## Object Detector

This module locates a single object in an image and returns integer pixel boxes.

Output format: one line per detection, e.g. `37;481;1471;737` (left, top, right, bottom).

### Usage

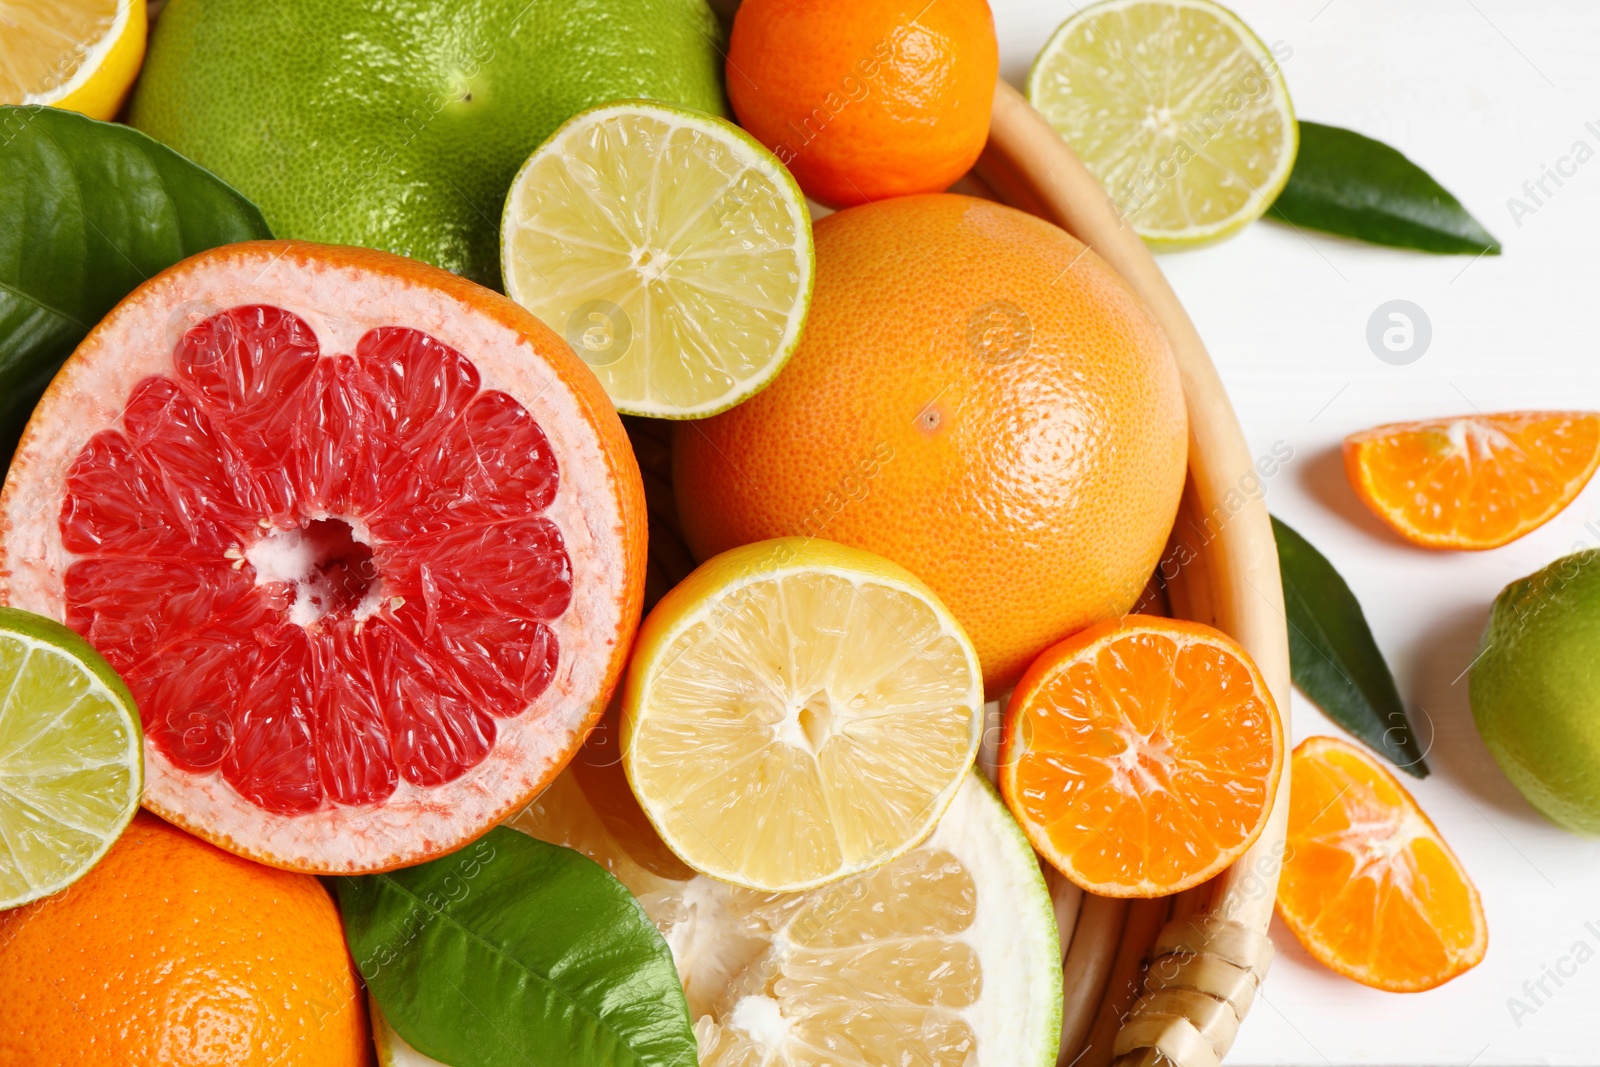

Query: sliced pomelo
621;537;984;892
1027;0;1297;248
373;753;1062;1066
0;605;141;908
501;100;813;418
0;241;646;873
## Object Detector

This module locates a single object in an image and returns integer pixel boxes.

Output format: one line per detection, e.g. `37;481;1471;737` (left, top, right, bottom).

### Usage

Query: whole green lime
1471;549;1600;834
129;0;728;288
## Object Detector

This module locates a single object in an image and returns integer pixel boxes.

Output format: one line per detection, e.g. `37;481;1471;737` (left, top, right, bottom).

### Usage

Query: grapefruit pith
0;241;646;873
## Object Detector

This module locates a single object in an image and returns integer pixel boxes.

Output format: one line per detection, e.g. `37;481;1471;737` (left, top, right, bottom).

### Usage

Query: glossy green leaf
1273;515;1429;777
1269;121;1499;256
336;827;696;1067
0;105;272;459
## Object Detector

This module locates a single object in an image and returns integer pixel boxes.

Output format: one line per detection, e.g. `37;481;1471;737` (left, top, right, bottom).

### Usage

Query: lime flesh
502;101;813;418
0;607;142;907
1027;0;1297;248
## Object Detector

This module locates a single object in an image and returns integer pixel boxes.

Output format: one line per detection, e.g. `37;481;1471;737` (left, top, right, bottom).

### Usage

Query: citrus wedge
0;0;147;120
1278;736;1488;992
999;615;1283;897
1345;411;1600;550
502;101;813;418
373;756;1062;1067
0;606;141;908
621;537;983;892
1027;0;1296;248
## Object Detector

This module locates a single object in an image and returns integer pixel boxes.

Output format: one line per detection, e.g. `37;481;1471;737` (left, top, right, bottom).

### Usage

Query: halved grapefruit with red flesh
0;241;647;873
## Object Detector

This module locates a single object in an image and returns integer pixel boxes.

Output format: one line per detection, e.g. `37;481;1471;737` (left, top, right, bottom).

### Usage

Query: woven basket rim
972;80;1294;1067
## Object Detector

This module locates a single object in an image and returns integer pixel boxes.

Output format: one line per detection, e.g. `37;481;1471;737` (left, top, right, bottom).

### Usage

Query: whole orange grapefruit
673;194;1187;691
0;812;369;1066
726;0;998;207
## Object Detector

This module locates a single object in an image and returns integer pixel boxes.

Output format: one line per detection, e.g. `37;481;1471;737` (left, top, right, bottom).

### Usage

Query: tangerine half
999;615;1283;897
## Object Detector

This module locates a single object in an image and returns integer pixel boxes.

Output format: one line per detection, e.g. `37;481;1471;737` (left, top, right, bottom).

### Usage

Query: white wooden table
990;1;1600;1063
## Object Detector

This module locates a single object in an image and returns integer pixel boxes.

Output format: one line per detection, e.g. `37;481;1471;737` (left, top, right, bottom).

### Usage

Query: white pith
0;246;635;873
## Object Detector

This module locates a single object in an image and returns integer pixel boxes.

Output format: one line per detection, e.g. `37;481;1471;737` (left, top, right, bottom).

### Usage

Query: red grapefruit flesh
0;242;646;873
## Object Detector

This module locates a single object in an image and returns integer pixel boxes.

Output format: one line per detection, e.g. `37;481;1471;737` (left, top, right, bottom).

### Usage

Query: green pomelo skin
1471;549;1600;835
130;0;729;288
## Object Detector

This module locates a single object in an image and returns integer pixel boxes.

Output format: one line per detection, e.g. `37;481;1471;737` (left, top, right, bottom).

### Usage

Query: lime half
1027;0;1297;249
0;607;142;908
502;101;814;418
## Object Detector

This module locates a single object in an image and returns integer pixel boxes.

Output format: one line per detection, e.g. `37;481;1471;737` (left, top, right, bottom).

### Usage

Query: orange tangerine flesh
998;615;1282;898
1278;736;1487;993
1345;411;1600;550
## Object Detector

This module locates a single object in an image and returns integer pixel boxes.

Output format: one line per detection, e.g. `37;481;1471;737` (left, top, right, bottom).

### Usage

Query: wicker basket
966;82;1296;1067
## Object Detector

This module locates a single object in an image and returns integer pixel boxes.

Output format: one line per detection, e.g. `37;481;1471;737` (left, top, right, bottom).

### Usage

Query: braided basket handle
974;81;1294;1067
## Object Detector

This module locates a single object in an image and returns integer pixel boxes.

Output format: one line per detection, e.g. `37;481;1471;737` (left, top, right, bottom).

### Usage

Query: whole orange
726;0;999;207
0;812;370;1066
673;194;1187;691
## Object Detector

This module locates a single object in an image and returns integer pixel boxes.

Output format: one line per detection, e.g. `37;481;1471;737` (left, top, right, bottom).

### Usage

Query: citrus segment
374;761;1062;1067
1278;736;1488;992
0;606;141;908
1344;411;1600;550
1027;0;1296;248
502;101;813;417
0;241;646;873
999;615;1283;897
0;0;147;120
0;811;368;1066
621;537;983;892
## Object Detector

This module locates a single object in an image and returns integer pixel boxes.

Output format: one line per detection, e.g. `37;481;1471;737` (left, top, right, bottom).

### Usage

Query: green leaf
335;827;696;1067
1272;515;1429;778
0;106;272;460
1268;120;1500;256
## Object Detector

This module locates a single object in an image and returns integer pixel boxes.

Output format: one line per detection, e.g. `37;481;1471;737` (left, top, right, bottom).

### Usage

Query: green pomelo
129;0;729;288
1471;549;1600;834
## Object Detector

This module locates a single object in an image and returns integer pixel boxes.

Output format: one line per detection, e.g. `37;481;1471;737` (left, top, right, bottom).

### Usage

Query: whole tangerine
726;0;999;207
673;194;1188;692
0;812;370;1066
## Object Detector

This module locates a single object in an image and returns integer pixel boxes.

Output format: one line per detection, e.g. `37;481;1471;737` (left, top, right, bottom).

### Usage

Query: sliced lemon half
1027;0;1297;249
0;0;148;120
621;537;983;893
374;761;1062;1066
501;100;814;418
0;606;142;908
